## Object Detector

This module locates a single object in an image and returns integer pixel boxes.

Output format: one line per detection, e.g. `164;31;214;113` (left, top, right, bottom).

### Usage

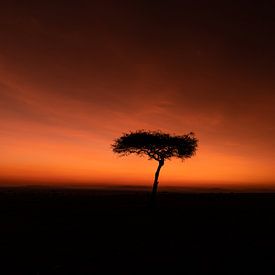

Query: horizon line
1;182;275;193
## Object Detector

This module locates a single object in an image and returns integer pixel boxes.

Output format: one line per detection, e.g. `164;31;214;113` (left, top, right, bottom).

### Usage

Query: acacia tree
112;130;198;204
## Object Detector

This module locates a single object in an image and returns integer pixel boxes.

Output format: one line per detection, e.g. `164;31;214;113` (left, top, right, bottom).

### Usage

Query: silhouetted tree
112;130;198;205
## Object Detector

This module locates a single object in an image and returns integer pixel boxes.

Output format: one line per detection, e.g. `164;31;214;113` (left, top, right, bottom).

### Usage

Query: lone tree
112;130;198;204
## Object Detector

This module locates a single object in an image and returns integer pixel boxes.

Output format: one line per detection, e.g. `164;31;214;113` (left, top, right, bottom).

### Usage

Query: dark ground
1;187;275;275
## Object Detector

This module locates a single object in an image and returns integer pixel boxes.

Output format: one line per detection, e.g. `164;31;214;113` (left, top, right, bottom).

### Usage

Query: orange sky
1;2;275;188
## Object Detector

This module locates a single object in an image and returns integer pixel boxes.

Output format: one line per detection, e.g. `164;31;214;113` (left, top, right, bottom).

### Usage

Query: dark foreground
1;187;275;274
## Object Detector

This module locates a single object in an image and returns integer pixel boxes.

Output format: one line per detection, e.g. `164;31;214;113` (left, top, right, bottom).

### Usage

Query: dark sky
1;1;275;186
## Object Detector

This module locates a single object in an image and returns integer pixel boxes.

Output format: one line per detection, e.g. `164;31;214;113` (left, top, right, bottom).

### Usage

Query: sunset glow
1;2;275;188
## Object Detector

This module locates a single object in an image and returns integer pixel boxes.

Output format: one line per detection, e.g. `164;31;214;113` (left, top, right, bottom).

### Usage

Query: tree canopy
112;130;198;161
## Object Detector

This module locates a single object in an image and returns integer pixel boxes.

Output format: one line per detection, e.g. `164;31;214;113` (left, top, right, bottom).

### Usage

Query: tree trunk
150;159;164;207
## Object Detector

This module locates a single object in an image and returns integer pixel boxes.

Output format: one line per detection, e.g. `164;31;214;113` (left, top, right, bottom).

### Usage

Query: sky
1;1;275;188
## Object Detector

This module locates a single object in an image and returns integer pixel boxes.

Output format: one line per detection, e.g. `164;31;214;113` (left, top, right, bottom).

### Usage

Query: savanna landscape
1;1;275;274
